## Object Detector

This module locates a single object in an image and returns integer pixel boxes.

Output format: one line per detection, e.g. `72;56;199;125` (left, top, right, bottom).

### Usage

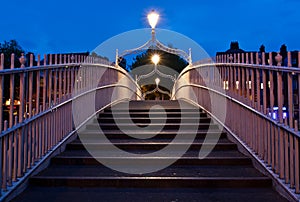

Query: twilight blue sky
1;0;300;57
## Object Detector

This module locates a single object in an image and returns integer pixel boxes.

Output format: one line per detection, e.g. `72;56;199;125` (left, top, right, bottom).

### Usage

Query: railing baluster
262;69;267;114
43;54;47;111
36;54;41;114
9;54;15;128
267;115;271;165
2;121;8;191
255;67;261;111
294;121;299;193
48;54;53;107
279;128;284;179
0;53;3;132
287;72;293;128
29;54;33;118
269;69;275;118
277;71;283;123
284;131;289;183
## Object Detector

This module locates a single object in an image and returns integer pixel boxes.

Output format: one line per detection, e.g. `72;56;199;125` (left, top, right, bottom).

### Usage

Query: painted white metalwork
116;11;192;67
142;78;171;98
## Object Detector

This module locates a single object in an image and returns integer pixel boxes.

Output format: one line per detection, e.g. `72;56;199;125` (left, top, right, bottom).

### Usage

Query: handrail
172;58;300;197
0;55;142;199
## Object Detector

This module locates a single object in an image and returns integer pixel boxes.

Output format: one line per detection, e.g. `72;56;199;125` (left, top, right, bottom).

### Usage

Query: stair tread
56;150;246;158
35;165;265;178
72;138;232;144
78;130;226;135
11;187;288;202
95;123;217;126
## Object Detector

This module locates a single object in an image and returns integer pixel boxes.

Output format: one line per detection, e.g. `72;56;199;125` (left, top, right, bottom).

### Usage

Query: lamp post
147;10;159;41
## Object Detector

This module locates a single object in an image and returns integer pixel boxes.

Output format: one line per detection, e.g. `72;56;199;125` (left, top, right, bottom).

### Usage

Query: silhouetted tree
0;40;25;122
280;44;287;58
118;57;127;70
130;49;188;73
0;40;25;69
280;44;288;66
259;45;265;52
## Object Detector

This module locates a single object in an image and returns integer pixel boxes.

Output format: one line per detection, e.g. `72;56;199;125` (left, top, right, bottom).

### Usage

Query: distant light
261;83;264;90
5;99;10;106
269;106;288;120
247;81;252;89
236;81;239;90
151;54;160;65
223;81;229;90
147;10;159;29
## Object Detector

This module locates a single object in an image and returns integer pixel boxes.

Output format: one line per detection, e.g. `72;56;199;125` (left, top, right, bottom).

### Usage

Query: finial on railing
287;52;291;67
71;54;75;63
228;54;233;63
275;52;282;66
10;53;15;69
115;49;119;67
189;48;192;66
19;53;26;68
0;53;4;69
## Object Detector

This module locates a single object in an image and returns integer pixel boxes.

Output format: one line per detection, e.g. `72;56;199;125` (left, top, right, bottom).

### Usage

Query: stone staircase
12;101;287;202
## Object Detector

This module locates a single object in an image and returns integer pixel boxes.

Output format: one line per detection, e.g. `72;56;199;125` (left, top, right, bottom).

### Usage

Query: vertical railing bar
48;56;53;108
275;126;279;174
9;54;15;128
287;72;293;128
294;121;299;193
284;131;289;183
36;54;41;114
0;53;4;132
13;129;17;182
262;69;267;114
28;54;33;118
277;71;283;123
2;122;8;191
42;54;47;111
256;67;261;111
279;128;284;179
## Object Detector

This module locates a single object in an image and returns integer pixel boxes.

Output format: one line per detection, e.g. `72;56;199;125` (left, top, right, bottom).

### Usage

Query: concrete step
30;176;272;188
87;123;220;130
11;187;288;202
105;100;196;110
66;142;238;151
31;164;266;178
98;111;208;118
78;130;228;140
73;137;232;144
103;108;202;113
96;116;212;124
51;156;252;166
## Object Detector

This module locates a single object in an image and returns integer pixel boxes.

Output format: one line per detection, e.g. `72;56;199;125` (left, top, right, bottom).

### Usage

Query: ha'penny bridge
0;11;300;202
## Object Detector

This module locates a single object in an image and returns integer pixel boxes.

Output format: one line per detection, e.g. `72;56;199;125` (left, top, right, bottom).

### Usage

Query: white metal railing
0;53;142;199
172;51;300;197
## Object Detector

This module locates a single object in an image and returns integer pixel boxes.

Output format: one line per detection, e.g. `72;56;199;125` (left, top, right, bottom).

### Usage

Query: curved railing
0;53;142;199
172;51;300;198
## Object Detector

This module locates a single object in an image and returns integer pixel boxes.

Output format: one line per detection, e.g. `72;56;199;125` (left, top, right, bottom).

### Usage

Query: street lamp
151;54;160;66
147;10;159;29
148;10;159;41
